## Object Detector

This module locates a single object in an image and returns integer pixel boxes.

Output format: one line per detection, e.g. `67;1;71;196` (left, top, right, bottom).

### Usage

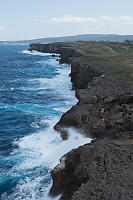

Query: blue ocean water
0;45;91;200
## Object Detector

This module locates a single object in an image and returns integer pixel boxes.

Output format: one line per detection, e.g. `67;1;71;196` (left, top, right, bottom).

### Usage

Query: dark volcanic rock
52;54;58;57
30;43;63;54
55;76;133;140
70;58;102;89
30;42;133;200
51;141;133;200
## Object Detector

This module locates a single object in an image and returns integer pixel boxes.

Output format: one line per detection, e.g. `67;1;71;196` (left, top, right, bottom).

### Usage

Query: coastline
30;41;133;200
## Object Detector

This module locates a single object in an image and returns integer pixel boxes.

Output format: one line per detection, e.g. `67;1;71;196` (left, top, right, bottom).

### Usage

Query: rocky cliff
51;141;133;200
30;41;133;200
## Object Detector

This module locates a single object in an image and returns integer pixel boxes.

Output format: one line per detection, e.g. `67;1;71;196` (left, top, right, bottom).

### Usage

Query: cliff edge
30;41;133;200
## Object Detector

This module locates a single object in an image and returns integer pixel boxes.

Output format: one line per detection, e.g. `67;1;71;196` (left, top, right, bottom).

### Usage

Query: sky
0;0;133;41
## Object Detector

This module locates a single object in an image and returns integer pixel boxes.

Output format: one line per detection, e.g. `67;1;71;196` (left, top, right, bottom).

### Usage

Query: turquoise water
0;45;91;200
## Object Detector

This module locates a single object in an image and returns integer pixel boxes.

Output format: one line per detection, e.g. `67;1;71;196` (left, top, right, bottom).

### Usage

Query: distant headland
1;33;133;45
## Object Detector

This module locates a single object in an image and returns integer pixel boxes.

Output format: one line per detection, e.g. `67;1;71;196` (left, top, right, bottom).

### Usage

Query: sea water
0;45;91;200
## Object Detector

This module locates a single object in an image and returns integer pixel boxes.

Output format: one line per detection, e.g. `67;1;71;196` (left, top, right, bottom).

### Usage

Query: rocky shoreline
30;42;133;200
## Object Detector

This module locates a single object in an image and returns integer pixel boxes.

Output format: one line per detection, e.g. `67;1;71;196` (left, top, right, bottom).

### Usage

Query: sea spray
0;47;91;200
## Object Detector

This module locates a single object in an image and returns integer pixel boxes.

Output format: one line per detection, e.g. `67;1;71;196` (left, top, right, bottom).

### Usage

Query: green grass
61;40;133;81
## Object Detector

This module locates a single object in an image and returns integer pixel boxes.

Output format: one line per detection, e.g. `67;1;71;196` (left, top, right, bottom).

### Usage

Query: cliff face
30;41;133;200
30;43;63;54
30;43;102;89
54;141;133;200
55;76;133;140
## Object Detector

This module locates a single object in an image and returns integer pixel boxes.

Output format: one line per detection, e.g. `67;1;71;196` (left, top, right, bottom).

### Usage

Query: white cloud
120;15;133;24
47;15;133;26
100;15;133;24
100;16;115;22
0;26;6;31
48;15;97;23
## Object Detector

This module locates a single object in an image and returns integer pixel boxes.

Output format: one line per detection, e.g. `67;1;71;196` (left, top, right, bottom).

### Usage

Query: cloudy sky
0;0;133;41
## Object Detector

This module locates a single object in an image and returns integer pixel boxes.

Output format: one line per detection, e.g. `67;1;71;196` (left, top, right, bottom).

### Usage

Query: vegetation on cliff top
57;40;133;81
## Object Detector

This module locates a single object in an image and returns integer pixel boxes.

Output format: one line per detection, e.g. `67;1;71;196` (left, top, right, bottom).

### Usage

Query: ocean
0;45;91;200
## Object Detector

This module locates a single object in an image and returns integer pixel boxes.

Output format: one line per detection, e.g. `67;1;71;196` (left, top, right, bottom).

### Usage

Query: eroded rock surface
57;141;133;200
50;141;133;200
55;76;133;140
30;42;133;200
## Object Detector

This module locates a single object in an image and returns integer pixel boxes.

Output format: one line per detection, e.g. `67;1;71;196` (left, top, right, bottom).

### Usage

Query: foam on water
22;50;60;57
22;50;52;56
37;59;60;66
29;66;76;104
0;48;91;200
53;107;68;112
1;115;91;200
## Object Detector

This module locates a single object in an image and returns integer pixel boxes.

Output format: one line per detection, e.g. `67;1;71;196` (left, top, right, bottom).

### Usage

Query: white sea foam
37;59;59;66
10;87;14;91
16;124;91;169
2;50;90;200
22;50;59;57
3;116;91;200
28;66;77;106
53;107;68;112
22;50;51;56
